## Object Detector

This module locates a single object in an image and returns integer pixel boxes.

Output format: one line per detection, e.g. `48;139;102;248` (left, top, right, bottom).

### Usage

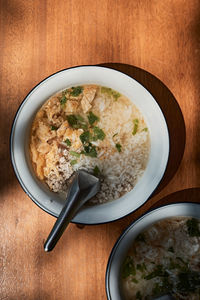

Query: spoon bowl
44;170;100;252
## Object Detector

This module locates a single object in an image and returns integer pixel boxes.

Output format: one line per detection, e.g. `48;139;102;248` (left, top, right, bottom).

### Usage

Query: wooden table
0;1;199;299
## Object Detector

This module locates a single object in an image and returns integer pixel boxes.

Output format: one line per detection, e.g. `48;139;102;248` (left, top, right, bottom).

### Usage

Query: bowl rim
10;64;169;224
105;201;200;300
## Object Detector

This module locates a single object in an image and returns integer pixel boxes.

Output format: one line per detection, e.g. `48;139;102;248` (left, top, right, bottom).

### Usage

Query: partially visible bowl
10;65;169;224
106;202;200;300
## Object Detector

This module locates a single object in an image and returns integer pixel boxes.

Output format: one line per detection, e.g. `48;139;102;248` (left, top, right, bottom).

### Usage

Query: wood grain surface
0;1;200;299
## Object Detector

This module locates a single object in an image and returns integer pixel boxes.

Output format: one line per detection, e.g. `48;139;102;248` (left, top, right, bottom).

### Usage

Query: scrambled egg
30;85;97;180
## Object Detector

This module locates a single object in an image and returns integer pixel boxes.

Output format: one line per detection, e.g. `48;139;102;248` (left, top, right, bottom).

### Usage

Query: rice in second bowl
30;85;150;204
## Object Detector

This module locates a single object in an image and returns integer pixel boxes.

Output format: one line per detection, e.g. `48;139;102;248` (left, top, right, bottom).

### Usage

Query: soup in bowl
106;202;200;300
30;84;150;205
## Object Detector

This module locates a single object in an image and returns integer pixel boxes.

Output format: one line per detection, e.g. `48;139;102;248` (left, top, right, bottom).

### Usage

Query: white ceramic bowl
106;202;200;300
10;66;169;224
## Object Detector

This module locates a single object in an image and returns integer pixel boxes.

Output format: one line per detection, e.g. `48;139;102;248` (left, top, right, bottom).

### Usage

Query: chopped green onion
66;114;88;130
176;257;188;267
81;144;97;157
101;86;121;100
66;114;78;126
176;270;200;292
122;256;136;278
136;263;147;273
132;119;139;135
51;125;57;131
186;218;200;237
69;151;81;158
70;160;77;166
92;126;106;141
113;91;121;101
64;138;71;146
101;86;112;94
142;127;148;132
63;88;69;94
80;131;91;144
87;111;99;125
113;133;118;138
76;115;84;121
115;143;122;152
152;280;172;297
132;278;138;284
70;86;83;96
60;95;67;105
144;265;168;280
93;165;100;176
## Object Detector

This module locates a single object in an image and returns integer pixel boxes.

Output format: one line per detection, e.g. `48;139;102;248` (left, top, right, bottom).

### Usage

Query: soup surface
121;217;200;300
30;85;150;203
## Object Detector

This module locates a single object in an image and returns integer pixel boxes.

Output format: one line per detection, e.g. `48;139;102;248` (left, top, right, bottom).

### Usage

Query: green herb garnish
81;143;97;157
176;257;188;272
142;127;148;132
152;278;172;297
63;88;69;94
66;114;79;126
132;119;139;135
168;246;174;253
76;115;84;121
176;257;187;266
64;138;71;146
101;87;112;94
101;86;121;100
87;111;99;125
177;271;200;292
144;265;168;280
113;91;121;100
186;218;200;237
80;131;91;144
69;151;81;158
92;126;106;141
51;125;57;131
115;143;122;152
136;263;147;273
93;165;100;176
132;278;138;284
113;133;118;138
66;114;88;130
135;233;146;243
136;291;142;300
122;256;136;278
70;160;77;166
60;95;67;105
70;86;83;97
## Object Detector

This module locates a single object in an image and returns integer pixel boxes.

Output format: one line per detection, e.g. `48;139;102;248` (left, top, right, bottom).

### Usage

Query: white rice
47;130;149;204
122;217;200;300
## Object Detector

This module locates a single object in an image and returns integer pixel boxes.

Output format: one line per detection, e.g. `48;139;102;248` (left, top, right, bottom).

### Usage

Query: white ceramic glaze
106;202;200;300
10;66;169;224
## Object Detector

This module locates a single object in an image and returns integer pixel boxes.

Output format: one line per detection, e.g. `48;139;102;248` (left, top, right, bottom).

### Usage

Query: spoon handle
44;179;80;252
44;170;100;252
